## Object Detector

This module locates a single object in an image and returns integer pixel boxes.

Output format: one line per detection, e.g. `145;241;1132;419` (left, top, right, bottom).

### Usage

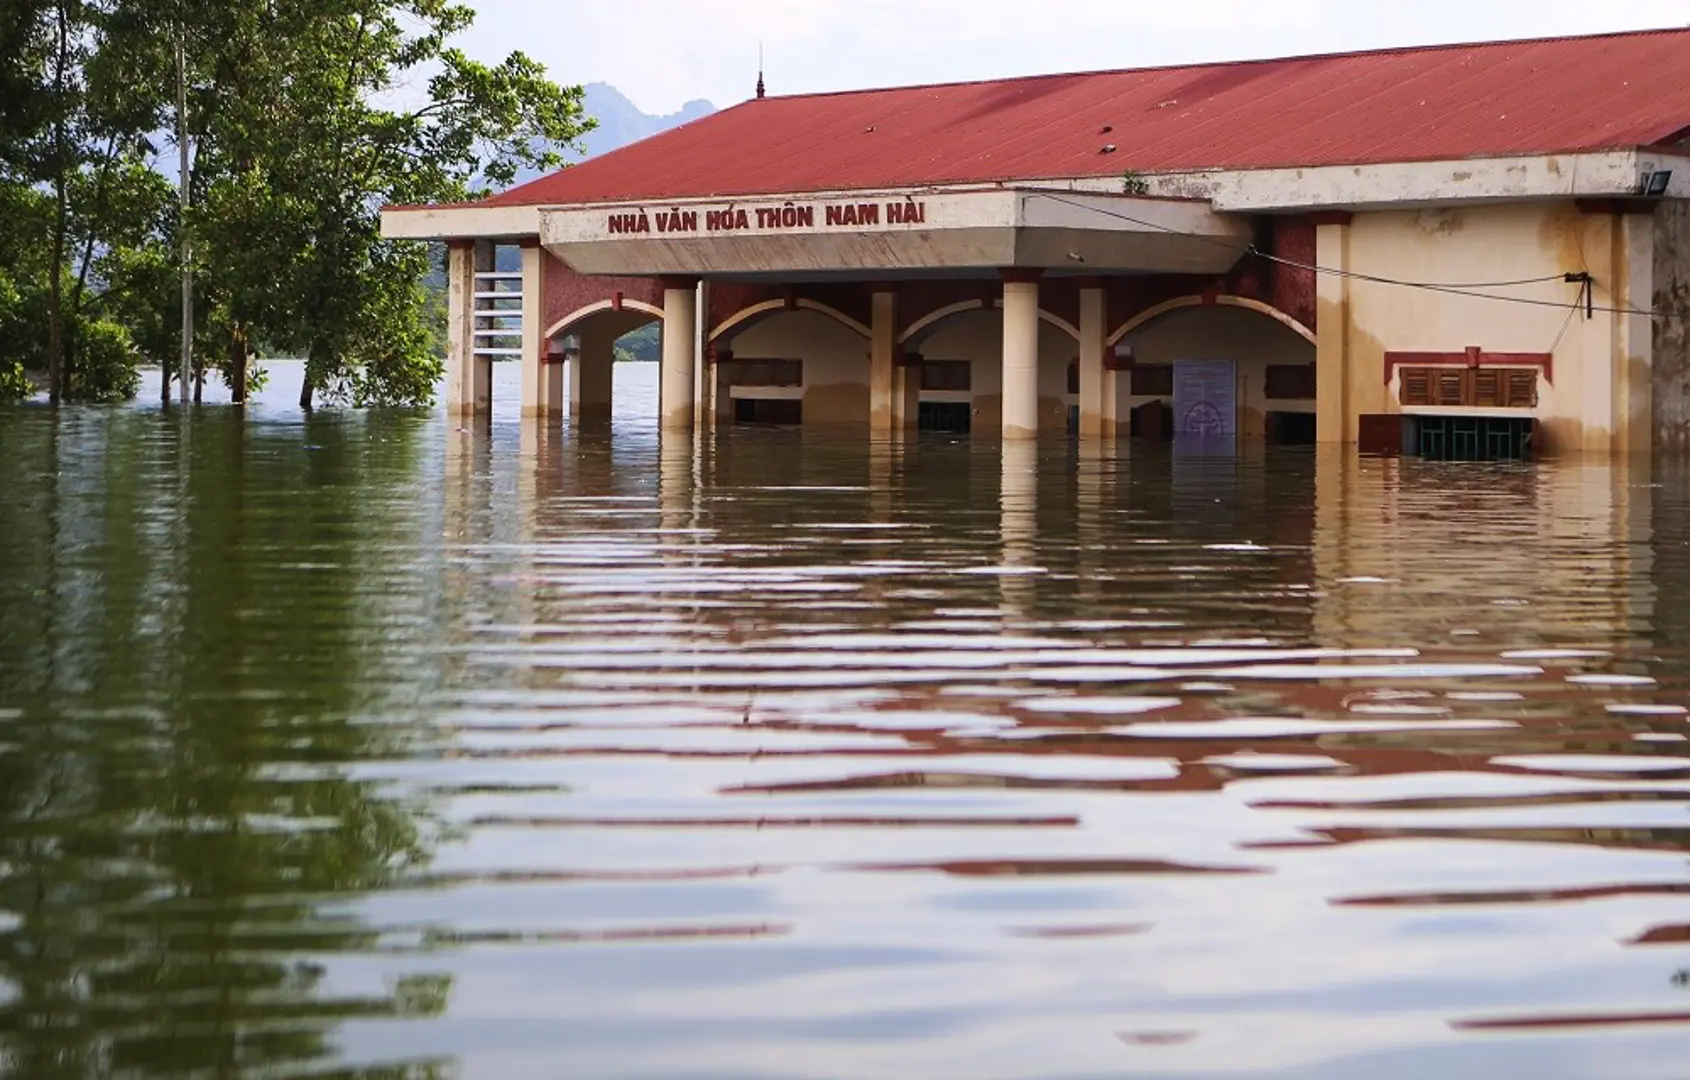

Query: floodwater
3;362;1690;1080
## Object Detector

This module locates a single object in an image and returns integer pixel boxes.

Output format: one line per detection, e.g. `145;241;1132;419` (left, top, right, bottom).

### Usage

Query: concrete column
1313;217;1352;443
869;288;898;436
894;346;920;435
445;240;489;418
1105;343;1133;437
1615;211;1655;456
1077;281;1107;439
571;320;616;426
1001;271;1042;440
709;346;733;427
692;280;713;436
660;278;699;431
518;243;561;419
1571;213;1622;454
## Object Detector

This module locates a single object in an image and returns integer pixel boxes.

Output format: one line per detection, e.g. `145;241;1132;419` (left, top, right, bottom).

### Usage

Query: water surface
3;363;1690;1079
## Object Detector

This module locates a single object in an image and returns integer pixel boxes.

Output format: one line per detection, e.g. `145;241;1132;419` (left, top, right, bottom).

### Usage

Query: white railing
473;271;524;363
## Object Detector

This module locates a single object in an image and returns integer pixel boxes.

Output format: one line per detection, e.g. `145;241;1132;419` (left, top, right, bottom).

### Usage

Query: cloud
459;0;1690;115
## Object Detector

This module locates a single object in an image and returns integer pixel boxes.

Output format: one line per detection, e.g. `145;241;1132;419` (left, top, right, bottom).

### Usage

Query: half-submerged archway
1110;294;1316;443
545;299;664;424
897;301;1082;435
708;301;871;428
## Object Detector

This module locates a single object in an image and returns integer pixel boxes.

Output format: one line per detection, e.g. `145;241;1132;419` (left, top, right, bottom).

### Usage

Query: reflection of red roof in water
487;28;1690;206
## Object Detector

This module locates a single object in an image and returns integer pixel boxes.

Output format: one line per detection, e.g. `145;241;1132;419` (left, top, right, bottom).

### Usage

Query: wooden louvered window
1470;368;1504;408
1401;367;1433;406
1503;369;1538;408
1397;366;1537;408
1432;368;1467;406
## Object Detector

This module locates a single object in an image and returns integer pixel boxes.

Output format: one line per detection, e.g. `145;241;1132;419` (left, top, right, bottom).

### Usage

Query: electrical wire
1547;299;1581;355
1027;191;1669;322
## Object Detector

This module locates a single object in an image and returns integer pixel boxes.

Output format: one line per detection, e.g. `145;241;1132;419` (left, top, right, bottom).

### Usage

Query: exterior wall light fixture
1638;169;1673;197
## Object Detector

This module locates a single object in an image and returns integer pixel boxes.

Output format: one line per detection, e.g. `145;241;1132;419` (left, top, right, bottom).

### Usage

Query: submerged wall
1123;305;1315;440
1332;202;1652;454
725;309;870;426
916;310;1077;433
1654;200;1690;451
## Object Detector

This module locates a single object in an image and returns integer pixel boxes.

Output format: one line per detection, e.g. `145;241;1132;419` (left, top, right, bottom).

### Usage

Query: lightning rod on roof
756;42;765;99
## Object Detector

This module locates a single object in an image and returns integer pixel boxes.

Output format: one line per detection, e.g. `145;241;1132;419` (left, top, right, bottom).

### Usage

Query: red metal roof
486;28;1690;208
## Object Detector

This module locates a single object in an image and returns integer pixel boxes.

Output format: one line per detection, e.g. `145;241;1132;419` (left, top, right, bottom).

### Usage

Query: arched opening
710;305;869;428
1111;297;1316;444
901;304;1080;435
545;301;663;424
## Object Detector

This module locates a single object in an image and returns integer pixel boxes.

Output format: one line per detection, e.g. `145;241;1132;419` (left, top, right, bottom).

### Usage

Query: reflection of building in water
997;441;1039;621
388;29;1690;464
1312;449;1655;647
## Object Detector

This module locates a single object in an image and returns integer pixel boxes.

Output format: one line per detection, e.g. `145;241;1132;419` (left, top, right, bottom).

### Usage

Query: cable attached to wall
1028;192;1670;323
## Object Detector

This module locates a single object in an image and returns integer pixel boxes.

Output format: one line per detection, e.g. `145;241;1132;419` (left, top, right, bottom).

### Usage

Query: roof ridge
748;24;1690;105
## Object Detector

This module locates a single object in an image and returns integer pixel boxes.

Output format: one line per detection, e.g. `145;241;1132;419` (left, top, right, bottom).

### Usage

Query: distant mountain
426;83;718;278
502;83;716;188
579;83;715;160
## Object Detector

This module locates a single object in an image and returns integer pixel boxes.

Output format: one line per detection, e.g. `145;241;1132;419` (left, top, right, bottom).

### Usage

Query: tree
173;0;595;407
0;0;176;404
0;0;594;409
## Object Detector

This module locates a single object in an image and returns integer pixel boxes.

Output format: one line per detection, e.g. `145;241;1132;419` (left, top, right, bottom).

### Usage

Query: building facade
384;29;1690;457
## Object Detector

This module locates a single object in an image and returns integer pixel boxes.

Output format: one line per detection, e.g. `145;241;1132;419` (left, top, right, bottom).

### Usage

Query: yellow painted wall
917;309;1077;432
725;309;870;425
1338;203;1639;453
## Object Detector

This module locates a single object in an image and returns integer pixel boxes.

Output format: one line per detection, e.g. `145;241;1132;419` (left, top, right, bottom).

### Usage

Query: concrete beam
381;204;541;241
538;188;1250;277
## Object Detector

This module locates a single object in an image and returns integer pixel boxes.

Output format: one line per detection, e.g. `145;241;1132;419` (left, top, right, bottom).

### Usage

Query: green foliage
0;270;28;402
1122;170;1150;196
0;360;30;401
613;322;660;363
65;315;140;402
0;0;596;407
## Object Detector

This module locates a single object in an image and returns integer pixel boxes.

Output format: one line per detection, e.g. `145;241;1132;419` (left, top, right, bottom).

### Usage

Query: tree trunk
46;2;69;406
161;361;172;404
48;185;65;405
298;358;314;410
193;356;204;404
229;326;247;406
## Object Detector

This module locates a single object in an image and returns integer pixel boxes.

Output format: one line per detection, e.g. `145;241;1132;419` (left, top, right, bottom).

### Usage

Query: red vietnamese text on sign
605;199;927;236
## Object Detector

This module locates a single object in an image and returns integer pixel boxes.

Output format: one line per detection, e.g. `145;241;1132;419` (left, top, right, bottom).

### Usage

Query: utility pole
176;27;191;406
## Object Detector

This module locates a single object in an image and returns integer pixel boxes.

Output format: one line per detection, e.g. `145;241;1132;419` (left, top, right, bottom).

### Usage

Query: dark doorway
1267;411;1317;446
1131;400;1172;441
733;397;803;426
918;401;972;434
1408;415;1534;461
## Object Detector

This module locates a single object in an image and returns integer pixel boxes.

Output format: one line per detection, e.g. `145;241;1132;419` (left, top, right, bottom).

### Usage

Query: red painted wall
541;253;666;337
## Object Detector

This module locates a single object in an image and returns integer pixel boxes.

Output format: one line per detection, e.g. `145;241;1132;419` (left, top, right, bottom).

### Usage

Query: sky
457;0;1690;116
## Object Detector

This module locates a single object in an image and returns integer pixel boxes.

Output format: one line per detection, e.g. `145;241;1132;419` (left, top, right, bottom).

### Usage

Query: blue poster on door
1172;359;1237;457
1173;359;1237;436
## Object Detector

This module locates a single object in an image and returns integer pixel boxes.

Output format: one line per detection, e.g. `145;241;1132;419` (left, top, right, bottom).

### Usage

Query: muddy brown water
3;363;1690;1078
